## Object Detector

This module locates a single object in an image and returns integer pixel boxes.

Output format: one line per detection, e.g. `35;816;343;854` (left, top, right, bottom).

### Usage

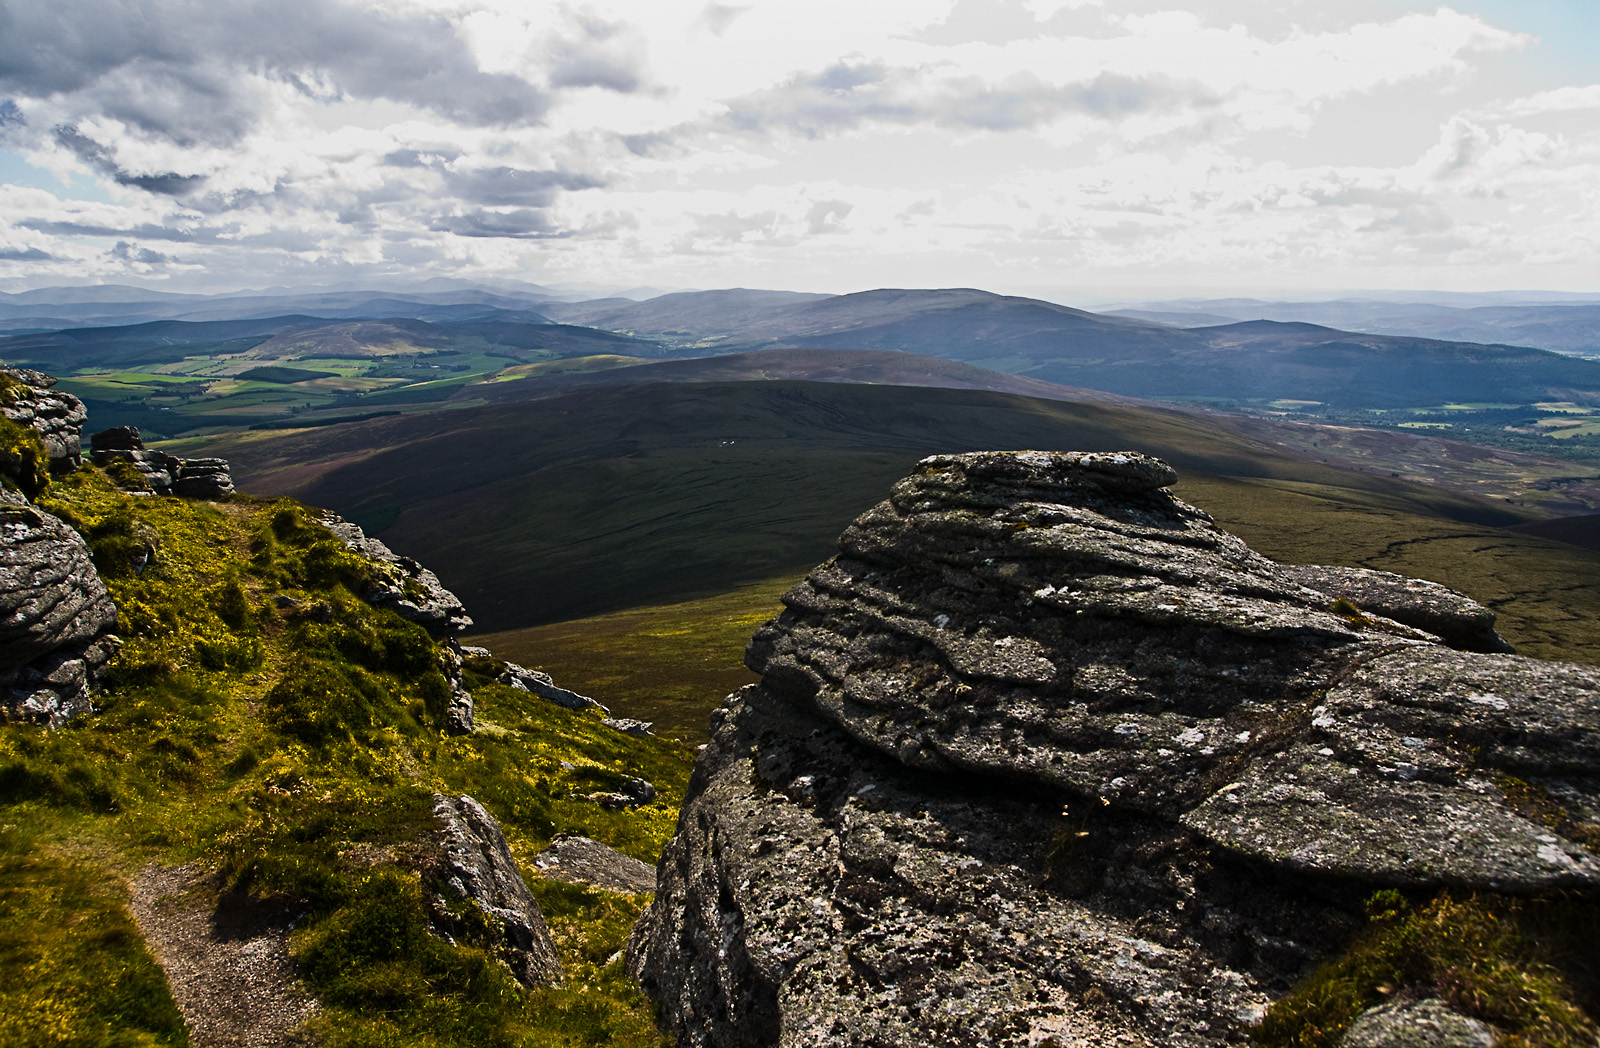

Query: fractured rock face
90;426;235;498
629;451;1600;1048
428;793;563;987
0;488;119;726
534;834;657;894
2;368;87;472
498;660;608;714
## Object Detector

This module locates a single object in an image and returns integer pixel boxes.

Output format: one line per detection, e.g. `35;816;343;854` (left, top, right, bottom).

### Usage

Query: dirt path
128;864;319;1048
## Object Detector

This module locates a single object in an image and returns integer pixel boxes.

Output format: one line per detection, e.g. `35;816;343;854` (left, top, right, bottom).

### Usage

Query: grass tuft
1255;892;1600;1048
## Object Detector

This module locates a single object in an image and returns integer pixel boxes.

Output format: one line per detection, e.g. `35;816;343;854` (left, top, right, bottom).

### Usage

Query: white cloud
1494;83;1600;118
0;1;1593;292
1023;0;1102;19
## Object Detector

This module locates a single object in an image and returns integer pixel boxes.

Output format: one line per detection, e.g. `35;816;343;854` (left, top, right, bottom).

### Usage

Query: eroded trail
128;864;318;1048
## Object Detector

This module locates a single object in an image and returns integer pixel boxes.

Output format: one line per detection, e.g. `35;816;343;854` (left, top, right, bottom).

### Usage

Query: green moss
1255;892;1600;1048
1328;596;1372;626
0;414;51;499
1495;776;1600;855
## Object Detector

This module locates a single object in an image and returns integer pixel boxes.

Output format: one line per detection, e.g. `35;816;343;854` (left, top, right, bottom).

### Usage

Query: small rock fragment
533;834;657;894
1341;998;1496;1048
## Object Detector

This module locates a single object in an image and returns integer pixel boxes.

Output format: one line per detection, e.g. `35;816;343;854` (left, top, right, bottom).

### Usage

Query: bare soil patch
128;864;318;1048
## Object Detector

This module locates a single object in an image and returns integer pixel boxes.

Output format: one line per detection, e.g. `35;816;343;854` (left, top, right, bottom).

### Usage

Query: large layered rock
0;487;119;726
629;451;1600;1048
1;368;87;472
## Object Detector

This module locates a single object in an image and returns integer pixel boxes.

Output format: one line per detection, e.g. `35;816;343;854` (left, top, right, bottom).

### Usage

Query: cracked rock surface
2;368;86;471
0;487;118;726
320;513;472;637
629;450;1600;1048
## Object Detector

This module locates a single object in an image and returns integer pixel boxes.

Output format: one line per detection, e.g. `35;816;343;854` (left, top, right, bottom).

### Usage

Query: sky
1;0;1598;300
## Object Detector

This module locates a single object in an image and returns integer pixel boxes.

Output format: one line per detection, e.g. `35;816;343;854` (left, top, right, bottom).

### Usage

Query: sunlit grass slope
471;576;794;743
0;467;688;1047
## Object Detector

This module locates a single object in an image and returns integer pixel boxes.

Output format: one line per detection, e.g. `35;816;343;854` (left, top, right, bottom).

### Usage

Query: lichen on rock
427;793;563;988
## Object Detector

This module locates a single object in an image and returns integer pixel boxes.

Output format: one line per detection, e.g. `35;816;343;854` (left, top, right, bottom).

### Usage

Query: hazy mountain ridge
529;287;1600;407
1109;296;1600;357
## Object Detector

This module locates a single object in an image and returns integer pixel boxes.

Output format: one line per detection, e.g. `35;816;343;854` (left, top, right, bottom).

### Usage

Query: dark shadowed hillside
464;347;1142;407
196;379;1600;657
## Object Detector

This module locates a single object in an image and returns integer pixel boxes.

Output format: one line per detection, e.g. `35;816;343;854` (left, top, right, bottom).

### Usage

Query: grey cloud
699;4;750;36
725;63;915;136
805;200;852;234
721;64;1206;136
0;246;51;261
53;125;208;197
109;241;175;265
620;131;676;157
546;13;644;93
19;219;206;242
445;167;604;207
430;209;567;239
383;149;460;169
550;54;640;93
0;0;550;149
690;210;779;242
116;171;208;196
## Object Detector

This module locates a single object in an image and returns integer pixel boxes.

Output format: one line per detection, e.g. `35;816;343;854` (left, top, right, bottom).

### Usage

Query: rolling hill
1108;295;1600;358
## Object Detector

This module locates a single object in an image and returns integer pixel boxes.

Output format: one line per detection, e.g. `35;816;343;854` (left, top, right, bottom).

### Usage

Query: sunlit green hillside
0;467;687;1047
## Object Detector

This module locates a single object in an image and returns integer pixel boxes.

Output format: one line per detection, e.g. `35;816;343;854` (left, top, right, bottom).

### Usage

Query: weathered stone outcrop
628;451;1600;1048
1340;998;1494;1048
427;793;563;987
0;486;119;726
89;426;235;498
319;513;471;637
1;368;87;472
320;513;475;731
501;659;609;713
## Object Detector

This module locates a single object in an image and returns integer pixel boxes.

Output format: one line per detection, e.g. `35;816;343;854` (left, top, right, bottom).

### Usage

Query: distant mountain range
538;287;1600;407
1106;295;1600;358
7;284;1595;361
0;279;676;331
6;285;1600;413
